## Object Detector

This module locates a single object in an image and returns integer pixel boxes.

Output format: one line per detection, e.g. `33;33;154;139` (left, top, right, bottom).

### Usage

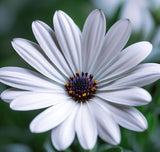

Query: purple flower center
65;71;98;102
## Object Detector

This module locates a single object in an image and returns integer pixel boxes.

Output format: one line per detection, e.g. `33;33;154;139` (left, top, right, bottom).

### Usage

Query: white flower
92;0;160;39
0;9;160;151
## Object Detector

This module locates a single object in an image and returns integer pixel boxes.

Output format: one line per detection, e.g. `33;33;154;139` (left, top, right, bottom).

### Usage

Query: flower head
1;9;160;151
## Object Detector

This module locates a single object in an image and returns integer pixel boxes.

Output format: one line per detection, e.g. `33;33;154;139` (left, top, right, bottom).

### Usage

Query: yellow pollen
91;87;96;91
76;71;79;75
94;80;98;84
69;90;73;94
70;76;73;79
82;93;87;97
65;83;69;87
90;74;93;77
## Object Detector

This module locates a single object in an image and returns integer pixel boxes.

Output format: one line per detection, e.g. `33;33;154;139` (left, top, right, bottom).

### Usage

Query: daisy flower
0;9;160;151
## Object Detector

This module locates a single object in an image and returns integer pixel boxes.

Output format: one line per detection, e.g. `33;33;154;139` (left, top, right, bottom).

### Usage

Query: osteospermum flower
0;9;160;151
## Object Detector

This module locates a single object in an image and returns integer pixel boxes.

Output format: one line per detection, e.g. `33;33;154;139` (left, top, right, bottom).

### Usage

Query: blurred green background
0;0;160;152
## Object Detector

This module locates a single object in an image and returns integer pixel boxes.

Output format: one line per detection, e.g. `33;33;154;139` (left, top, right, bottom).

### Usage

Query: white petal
81;9;106;73
75;103;97;150
113;107;148;132
32;20;72;77
98;42;152;82
94;19;131;78
94;97;148;131
89;100;120;145
12;38;65;84
97;88;152;106
30;99;75;133
51;104;79;151
10;91;67;111
104;63;160;89
53;10;81;73
1;88;27;103
0;67;63;91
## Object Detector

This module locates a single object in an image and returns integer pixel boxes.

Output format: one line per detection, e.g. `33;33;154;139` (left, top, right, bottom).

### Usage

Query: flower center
65;71;98;102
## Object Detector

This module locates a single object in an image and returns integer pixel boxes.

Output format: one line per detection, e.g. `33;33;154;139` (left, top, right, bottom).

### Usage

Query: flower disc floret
65;71;98;102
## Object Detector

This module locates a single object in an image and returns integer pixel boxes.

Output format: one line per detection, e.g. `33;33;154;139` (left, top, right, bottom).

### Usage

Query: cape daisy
0;9;160;151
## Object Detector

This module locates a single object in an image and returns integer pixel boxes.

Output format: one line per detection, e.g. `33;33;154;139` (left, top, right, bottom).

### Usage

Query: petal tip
9;102;16;110
29;122;37;133
94;9;105;18
10;101;23;111
32;20;41;29
0;92;5;101
141;124;148;132
11;38;18;44
112;138;121;145
54;10;63;17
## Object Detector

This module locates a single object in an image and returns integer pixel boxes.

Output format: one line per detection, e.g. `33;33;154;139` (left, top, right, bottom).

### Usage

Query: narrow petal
53;10;81;72
51;104;79;151
97;88;152;106
102;63;160;89
98;42;152;82
10;92;67;111
81;9;106;73
113;107;148;132
30;99;75;133
75;103;97;150
12;38;65;84
94;19;131;77
89;101;120;145
0;67;63;91
94;97;148;131
32;20;72;77
1;88;27;103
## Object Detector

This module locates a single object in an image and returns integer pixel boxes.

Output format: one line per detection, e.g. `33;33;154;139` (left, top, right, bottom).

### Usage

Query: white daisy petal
94;19;131;77
98;42;152;81
32;20;72;77
30;99;75;133
113;107;148;132
10;92;67;111
102;63;160;89
51;104;79;151
90;100;120;145
53;10;81;72
94;97;148;131
1;88;27;103
12;38;65;84
97;88;152;106
75;103;97;150
0;67;63;91
81;9;106;73
114;63;160;88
